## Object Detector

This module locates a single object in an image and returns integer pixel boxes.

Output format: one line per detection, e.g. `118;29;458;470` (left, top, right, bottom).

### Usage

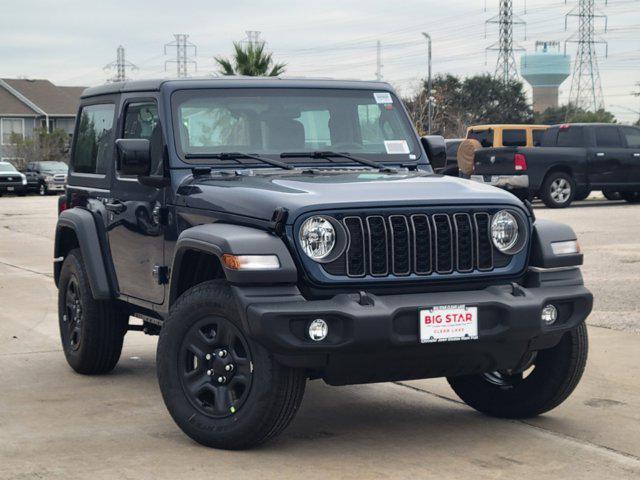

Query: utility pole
164;34;197;78
375;40;383;81
104;45;137;83
422;32;432;135
486;0;526;83
565;0;608;111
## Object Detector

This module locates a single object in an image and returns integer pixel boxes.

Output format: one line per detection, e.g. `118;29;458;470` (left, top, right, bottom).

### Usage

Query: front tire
621;192;640;203
39;183;47;196
541;171;576;208
602;190;621;201
58;248;128;374
447;324;588;419
157;280;306;450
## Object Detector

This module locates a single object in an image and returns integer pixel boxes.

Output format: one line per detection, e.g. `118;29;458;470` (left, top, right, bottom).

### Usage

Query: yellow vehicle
466;124;549;148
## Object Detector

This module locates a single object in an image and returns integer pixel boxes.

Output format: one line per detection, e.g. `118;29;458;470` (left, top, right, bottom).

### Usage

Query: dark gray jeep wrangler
54;78;592;449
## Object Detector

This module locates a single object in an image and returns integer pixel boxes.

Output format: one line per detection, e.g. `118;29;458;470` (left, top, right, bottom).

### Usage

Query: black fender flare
530;219;583;269
169;224;298;304
54;208;113;299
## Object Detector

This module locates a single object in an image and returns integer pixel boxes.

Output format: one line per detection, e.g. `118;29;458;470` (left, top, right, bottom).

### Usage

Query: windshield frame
170;87;424;168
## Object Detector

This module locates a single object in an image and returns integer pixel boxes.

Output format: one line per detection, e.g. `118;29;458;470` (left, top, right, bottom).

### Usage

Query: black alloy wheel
180;316;253;418
62;275;83;351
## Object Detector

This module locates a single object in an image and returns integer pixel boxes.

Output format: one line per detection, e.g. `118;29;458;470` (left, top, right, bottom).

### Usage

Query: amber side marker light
222;254;280;270
550;240;581;255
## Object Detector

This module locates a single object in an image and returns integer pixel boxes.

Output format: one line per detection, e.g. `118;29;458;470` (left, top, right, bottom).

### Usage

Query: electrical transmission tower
164;34;197;78
243;30;262;47
104;45;137;83
375;40;383;81
565;0;608;111
486;0;526;83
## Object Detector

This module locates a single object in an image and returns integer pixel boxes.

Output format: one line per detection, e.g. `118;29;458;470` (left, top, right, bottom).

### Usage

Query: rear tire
541;171;576;208
448;323;588;418
157;280;306;450
58;248;128;374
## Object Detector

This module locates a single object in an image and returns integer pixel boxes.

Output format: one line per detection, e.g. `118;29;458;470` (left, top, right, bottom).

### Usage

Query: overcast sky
1;0;638;122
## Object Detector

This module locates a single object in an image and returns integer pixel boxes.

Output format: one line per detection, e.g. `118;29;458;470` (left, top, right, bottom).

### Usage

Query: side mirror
421;135;447;171
116;139;151;176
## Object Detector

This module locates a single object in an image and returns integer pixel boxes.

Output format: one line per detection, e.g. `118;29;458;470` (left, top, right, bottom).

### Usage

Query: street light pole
422;32;432;134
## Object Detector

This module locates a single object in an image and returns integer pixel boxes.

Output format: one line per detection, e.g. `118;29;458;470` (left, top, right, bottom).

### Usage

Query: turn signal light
221;254;280;270
514;153;527;171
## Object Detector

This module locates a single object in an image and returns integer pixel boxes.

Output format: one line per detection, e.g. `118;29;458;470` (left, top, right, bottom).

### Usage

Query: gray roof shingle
0;79;86;116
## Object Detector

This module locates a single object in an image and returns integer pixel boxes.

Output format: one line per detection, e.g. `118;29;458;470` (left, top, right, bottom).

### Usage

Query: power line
486;0;526;82
164;34;197;78
104;45;137;83
565;0;609;110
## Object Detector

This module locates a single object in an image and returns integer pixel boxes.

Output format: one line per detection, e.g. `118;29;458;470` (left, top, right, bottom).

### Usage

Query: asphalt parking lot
1;195;639;480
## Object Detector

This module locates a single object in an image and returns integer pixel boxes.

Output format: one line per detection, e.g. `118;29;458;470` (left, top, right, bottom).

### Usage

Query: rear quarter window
72;103;116;175
556;127;584;147
532;129;546;147
467;129;494;148
502;129;527;147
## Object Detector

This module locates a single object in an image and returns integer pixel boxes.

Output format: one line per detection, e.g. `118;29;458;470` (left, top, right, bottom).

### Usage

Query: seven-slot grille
337;212;494;278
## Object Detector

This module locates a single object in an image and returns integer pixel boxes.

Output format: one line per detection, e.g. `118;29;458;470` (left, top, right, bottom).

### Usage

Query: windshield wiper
184;152;295;170
280;151;397;173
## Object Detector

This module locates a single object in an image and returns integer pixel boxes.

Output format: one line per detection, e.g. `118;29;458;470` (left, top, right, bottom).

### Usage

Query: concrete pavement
0;195;639;479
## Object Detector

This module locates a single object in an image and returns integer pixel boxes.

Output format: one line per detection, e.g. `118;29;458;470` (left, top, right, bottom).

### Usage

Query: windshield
0;163;18;173
172;88;420;166
40;162;68;173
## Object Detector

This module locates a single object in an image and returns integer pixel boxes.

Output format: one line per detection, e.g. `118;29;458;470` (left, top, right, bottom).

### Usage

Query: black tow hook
358;291;374;306
511;282;526;297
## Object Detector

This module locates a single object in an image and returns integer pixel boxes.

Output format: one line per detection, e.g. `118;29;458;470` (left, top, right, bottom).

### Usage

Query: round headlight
299;216;336;260
491;210;519;253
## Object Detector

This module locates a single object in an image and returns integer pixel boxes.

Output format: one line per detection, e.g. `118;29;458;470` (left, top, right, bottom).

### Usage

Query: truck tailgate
473;147;521;175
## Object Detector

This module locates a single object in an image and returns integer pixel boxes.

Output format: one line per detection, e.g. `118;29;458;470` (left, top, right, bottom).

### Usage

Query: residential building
0;78;85;165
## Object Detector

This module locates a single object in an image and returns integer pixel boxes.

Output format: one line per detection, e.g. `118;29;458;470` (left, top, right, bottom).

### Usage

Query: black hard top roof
81;77;395;99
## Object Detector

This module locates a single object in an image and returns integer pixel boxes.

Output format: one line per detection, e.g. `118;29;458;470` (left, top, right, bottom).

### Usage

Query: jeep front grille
326;211;496;278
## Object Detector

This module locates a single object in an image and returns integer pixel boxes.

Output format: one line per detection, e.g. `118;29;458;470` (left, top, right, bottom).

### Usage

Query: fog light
541;304;558;325
308;319;328;341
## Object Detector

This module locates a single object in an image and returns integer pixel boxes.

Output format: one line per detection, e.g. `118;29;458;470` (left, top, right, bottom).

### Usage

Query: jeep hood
175;170;524;222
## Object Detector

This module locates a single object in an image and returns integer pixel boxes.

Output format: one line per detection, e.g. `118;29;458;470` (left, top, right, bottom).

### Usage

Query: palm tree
215;42;286;77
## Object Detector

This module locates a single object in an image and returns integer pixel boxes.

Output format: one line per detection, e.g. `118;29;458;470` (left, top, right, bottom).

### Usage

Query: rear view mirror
116;139;151;176
421;135;447;170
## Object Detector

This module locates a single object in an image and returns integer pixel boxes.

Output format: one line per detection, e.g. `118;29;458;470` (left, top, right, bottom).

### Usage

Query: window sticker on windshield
374;92;393;104
384;140;410;154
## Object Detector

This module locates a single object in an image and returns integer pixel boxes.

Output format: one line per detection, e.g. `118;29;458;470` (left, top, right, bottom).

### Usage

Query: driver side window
121;101;162;176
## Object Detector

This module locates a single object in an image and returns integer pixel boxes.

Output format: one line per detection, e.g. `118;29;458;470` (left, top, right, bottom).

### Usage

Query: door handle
595;152;605;157
105;201;126;213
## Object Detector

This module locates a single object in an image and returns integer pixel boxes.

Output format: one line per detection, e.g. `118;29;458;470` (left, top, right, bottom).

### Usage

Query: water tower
521;41;571;113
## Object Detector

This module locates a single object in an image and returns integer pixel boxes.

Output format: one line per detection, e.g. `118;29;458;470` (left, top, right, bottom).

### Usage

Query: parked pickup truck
471;123;640;208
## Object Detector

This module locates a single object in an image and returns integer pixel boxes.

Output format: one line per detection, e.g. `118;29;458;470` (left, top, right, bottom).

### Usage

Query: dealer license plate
419;305;478;343
7;186;14;191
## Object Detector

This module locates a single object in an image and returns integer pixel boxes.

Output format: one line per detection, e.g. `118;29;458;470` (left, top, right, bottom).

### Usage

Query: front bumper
45;181;66;191
471;174;529;190
235;270;592;384
0;183;26;193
